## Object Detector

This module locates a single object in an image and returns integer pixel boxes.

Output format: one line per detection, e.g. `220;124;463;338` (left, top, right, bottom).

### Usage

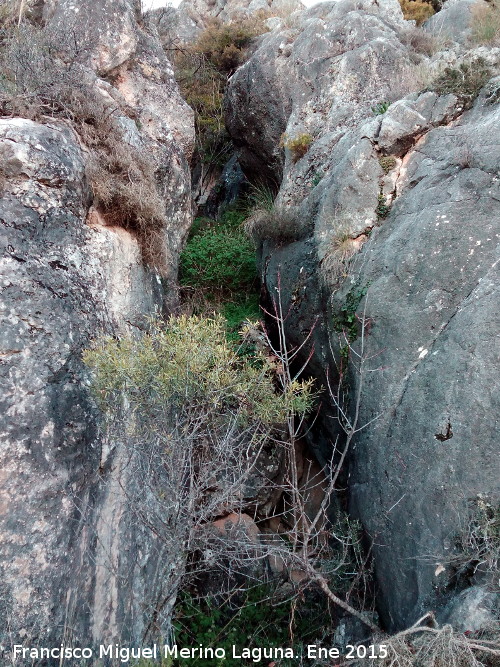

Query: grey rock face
42;0;194;308
225;0;500;632
0;118;165;646
424;0;489;46
346;98;500;629
0;0;194;647
225;0;410;183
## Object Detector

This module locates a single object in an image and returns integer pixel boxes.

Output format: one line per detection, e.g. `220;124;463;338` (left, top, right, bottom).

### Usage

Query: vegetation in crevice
179;202;261;341
280;131;314;162
166;17;269;184
171;586;331;666
0;21;170;269
333;283;370;342
427;57;493;109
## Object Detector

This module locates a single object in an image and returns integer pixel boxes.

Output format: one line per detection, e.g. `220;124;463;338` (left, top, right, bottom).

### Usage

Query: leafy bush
398;0;435;25
84;314;315;422
428;57;492;108
470;1;500;45
281;132;314;162
376;192;391;219
84;316;317;641
180;208;256;293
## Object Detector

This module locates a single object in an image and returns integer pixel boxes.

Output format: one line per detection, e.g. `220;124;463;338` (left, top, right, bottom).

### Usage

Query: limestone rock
0;118;167;646
225;0;410;183
424;0;489;46
0;0;194;647
224;0;500;632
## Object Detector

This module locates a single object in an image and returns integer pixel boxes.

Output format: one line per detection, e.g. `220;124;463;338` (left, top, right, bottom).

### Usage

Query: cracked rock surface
225;0;500;630
0;0;194;646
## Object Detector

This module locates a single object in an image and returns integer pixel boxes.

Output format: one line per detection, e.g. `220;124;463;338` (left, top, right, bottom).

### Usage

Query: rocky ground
0;0;499;658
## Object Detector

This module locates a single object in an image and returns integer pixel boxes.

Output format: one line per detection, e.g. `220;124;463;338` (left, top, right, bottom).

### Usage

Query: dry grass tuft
399;25;440;56
244;205;310;244
470;1;500;45
352;618;500;666
398;0;435;25
450;496;500;580
0;22;168;268
318;219;365;285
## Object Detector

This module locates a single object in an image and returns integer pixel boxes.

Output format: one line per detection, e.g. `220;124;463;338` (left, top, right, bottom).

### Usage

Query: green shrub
223;294;261;343
428;57;492;108
180;207;256;293
280;132;313;162
171;585;331;667
398;0;435;25
180;228;256;292
84;314;316;430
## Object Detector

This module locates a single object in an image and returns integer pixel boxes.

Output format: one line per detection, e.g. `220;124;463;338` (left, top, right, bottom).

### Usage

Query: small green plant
281;132;314;162
333;283;370;341
371;101;391;115
428;57;492;109
376;192;391;219
312;170;323;187
379;155;397;174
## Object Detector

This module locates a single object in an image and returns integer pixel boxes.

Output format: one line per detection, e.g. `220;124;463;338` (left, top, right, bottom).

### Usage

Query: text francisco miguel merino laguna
12;643;358;662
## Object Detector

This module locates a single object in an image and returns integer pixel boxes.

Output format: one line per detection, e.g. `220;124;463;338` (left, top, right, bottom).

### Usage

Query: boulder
225;0;411;183
0;0;194;647
424;0;490;46
224;0;500;632
346;96;500;628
